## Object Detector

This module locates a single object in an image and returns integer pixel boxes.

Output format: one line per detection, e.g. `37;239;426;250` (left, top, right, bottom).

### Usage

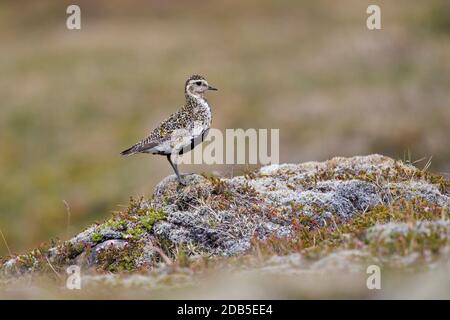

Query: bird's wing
122;106;210;156
124;109;197;154
120;140;158;155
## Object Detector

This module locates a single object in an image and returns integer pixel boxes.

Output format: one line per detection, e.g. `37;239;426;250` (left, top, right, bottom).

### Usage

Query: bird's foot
176;176;188;186
180;173;195;177
176;173;195;186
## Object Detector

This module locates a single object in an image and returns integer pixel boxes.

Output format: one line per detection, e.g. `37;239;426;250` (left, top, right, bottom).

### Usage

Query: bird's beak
207;85;218;91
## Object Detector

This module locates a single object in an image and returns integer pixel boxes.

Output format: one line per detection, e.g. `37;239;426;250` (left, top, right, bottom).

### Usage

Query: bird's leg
167;154;186;185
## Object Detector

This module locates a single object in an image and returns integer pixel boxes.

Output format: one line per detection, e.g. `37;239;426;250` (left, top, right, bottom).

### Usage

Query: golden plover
120;74;217;185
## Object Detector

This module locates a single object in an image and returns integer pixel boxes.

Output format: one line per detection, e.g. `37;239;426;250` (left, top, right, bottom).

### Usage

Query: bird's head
185;74;217;98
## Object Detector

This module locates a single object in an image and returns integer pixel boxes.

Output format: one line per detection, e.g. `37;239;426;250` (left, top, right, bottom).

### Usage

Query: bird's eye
196;81;203;86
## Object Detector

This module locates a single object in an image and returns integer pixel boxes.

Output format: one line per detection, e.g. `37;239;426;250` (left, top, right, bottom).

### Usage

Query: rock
309;250;379;273
364;220;450;267
0;154;448;276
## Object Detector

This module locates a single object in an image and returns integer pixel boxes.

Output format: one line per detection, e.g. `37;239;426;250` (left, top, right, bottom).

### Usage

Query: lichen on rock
0;154;448;280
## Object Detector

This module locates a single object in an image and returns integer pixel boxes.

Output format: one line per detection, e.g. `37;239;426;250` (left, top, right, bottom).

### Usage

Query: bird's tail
120;145;137;156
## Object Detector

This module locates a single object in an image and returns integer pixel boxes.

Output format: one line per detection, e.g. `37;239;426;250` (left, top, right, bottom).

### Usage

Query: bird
120;74;218;185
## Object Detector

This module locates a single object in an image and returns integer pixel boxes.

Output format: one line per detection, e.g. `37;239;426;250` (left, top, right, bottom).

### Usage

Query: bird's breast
193;98;212;127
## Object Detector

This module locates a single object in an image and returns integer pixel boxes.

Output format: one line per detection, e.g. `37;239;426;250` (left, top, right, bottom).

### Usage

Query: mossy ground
252;198;448;263
1;157;449;298
0;197;168;275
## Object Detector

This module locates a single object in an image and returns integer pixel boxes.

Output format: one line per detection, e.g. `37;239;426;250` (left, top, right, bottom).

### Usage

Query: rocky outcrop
1;154;449;277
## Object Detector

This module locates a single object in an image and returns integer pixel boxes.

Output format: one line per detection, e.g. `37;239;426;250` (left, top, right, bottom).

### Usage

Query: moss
126;227;144;240
248;158;449;197
426;172;450;195
112;196;148;221
139;208;167;231
95;241;143;273
102;198;167;240
105;219;127;231
162;196;171;205
60;241;85;260
252;198;449;263
207;218;219;228
1;196;170;274
202;177;265;216
367;220;449;257
5;247;62;276
114;206;167;240
222;190;233;199
14;254;37;271
208;175;227;195
175;244;190;268
91;232;103;243
2;158;448;277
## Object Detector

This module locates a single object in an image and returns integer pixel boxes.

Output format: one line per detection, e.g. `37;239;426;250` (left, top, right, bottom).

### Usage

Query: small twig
362;204;371;214
0;226;12;256
422;156;433;172
63;200;71;239
330;215;341;235
254;240;263;262
442;207;448;221
151;245;173;265
412;157;426;165
45;256;62;280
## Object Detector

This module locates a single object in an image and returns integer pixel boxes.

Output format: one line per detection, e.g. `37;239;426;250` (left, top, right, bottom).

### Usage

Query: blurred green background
0;0;449;256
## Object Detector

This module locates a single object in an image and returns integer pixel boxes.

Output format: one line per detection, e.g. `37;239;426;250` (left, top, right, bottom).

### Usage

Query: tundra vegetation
1;155;448;298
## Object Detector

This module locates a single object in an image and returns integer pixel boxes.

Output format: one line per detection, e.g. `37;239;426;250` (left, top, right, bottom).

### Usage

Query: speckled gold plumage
120;74;217;185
